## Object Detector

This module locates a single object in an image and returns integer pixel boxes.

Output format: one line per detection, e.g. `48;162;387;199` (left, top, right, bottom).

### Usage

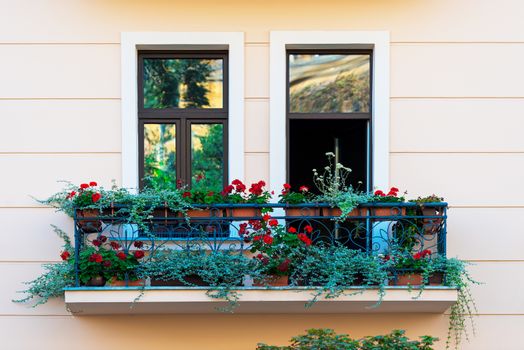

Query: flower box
186;208;224;218
253;275;289;287
228;207;261;218
371;206;406;218
109;277;145;287
390;273;423;286
76;209;102;233
285;207;321;217
150;275;209;287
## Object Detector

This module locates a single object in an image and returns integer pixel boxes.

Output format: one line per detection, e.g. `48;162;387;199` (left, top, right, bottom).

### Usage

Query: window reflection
191;124;224;191
289;54;370;113
143;58;223;109
143;124;177;189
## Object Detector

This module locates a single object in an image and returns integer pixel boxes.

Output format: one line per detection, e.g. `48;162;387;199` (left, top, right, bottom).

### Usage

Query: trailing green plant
138;249;260;311
13;226;75;306
412;194;444;204
256;328;438;350
39;181;106;217
291;245;392;306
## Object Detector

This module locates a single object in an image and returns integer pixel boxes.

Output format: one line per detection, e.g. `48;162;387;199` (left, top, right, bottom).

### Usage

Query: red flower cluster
182;191;192;198
304;225;313;234
60;251;70;261
413;249;432;260
116;251;127;260
231;179;246;193
133;250;145;259
299;186;309;192
268;219;278;227
68;181;101;203
133;241;144;249
88;253;103;263
297;233;312;246
277;259;291;272
249;180;266;196
110;241;120;250
281;183;292;195
288;227;297;233
375;187;400;197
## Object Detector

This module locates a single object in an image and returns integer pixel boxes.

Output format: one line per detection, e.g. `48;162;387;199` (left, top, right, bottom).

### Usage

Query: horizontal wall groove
0;42;119;45
0;97;120;101
0;152;121;155
391;96;524;100
390;151;524;154
245;97;269;100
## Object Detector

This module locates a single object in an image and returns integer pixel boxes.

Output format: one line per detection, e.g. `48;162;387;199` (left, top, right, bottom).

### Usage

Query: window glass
143;124;177;189
143;58;223;109
191;123;224;191
288;54;370;113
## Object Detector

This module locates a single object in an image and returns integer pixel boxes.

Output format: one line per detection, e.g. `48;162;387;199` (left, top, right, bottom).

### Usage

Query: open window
287;50;372;192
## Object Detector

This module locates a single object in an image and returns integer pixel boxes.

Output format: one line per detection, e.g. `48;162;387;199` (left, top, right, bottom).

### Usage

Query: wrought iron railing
72;202;447;287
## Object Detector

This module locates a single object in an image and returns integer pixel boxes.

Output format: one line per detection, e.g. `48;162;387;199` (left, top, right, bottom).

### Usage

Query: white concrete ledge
65;287;458;315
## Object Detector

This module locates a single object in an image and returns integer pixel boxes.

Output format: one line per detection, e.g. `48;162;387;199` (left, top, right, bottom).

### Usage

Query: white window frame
121;32;244;189
269;31;390;193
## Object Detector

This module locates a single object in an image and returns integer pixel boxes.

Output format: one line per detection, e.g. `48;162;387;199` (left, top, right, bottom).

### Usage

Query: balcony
64;202;457;315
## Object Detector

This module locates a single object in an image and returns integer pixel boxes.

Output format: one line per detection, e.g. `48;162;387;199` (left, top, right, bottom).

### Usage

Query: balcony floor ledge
64;287;458;315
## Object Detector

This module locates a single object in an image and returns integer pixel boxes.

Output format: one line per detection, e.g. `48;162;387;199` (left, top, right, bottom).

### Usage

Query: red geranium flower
91;193;101;203
80;183;89;189
110;241;121;250
304;225;313;234
374;190;385;196
102;260;111;268
297;233;312;246
283;183;291;190
287;227;297;233
262;235;273;245
92;239;101;247
89;181;97;187
182;191;192;198
238;223;248;235
99;235;107;243
116;251;127;260
277;259;291;272
60;251;70;261
262;213;271;222
133;241;144;248
134;250;145;259
268;219;278;227
88;253;103;263
299;186;309;192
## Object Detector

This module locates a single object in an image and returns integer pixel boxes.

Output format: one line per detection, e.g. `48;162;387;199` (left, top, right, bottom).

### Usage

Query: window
137;51;228;191
286;50;372;192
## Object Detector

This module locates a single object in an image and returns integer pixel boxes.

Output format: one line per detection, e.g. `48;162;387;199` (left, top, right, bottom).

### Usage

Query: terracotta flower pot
322;207;364;218
186;208;224;218
390;273;423;286
109;277;145;287
421;207;443;235
253;275;289;287
428;272;444;286
150;275;209;287
229;207;261;218
86;276;107;287
285;207;321;217
76;209;102;233
372;206;406;218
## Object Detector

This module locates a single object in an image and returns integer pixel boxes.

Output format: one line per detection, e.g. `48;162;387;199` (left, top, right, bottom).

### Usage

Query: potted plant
243;215;312;286
223;179;271;217
387;249;433;286
413;194;445;235
312;153;371;219
371;187;406;218
278;184;320;216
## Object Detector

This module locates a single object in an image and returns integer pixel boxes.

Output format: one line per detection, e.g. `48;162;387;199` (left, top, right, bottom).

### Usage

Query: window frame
285;48;374;190
137;50;229;189
269;31;390;196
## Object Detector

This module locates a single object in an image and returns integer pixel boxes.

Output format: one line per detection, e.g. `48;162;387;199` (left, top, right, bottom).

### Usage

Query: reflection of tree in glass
143;124;177;190
290;73;370;113
191;124;224;192
143;59;213;109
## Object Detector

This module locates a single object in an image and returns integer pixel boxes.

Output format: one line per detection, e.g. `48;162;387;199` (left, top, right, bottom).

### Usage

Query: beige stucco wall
1;0;523;349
